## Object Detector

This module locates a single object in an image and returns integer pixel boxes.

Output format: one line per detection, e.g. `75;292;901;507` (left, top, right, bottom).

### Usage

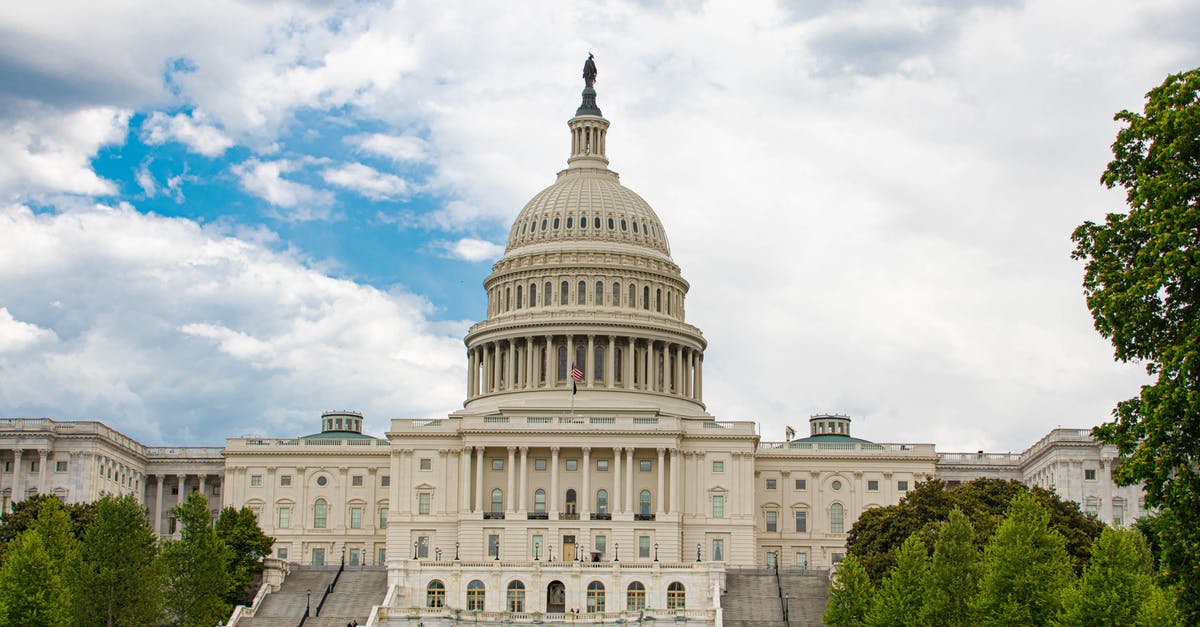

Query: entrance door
312;548;325;566
349;548;360;566
547;581;566;613
562;535;576;562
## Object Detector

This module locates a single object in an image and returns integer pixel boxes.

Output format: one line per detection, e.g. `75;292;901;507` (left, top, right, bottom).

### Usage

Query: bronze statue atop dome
583;53;597;88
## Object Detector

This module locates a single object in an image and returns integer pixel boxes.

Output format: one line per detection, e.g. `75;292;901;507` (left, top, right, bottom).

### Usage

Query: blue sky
1;0;1197;449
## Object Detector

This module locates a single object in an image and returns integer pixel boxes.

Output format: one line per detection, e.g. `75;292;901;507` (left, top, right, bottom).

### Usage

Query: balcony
527;512;549;520
634;513;656;521
558;513;579;520
483;512;506;520
590;513;612;521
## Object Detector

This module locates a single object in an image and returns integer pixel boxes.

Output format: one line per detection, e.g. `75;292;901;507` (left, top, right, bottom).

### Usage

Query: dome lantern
568;53;609;169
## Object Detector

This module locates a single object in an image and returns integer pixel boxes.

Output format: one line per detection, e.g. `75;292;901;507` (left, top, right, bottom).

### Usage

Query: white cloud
431;238;505;262
0;202;465;443
0;106;128;197
348;133;430;162
321;162;408;200
231;158;335;220
140;110;234;157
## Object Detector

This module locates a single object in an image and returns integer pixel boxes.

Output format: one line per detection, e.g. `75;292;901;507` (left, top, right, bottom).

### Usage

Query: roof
299;430;379;440
789;434;874;444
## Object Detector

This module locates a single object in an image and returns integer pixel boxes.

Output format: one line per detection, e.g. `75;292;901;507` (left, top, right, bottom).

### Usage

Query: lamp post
454;541;460;561
654;543;659;562
305;589;311;617
413;541;418;560
435;547;442;561
614;542;619;562
495;539;501;560
696;543;702;562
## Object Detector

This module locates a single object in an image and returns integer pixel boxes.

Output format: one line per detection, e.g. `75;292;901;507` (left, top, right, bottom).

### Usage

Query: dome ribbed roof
504;167;671;256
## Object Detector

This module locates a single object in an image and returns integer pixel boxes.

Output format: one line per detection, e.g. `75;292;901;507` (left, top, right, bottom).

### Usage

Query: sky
0;0;1195;450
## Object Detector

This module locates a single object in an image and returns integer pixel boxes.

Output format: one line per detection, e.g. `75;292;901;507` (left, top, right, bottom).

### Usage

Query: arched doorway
546;580;566;613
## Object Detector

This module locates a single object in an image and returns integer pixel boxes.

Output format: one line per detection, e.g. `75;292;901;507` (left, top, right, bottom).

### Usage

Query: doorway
547;580;566;613
562;535;576;562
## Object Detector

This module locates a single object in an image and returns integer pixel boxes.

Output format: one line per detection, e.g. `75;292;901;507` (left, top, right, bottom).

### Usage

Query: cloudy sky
0;0;1195;450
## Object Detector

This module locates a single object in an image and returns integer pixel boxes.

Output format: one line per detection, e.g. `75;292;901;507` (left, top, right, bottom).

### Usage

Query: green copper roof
300;430;379;440
789;434;873;444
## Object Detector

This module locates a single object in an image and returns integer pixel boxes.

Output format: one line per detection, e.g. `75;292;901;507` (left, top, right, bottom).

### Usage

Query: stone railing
225;438;390;451
757;441;936;455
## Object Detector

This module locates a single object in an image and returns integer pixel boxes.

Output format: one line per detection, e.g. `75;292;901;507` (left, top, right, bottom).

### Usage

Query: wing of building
0;61;1145;625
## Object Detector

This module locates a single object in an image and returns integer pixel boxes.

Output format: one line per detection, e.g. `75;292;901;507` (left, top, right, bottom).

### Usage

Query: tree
824;555;874;627
1056;527;1157;627
1071;66;1200;622
214;506;274;606
973;493;1075;626
1136;585;1183;627
160;493;232;627
921;507;980;627
0;494;96;559
866;533;927;626
74;494;162;627
0;530;72;626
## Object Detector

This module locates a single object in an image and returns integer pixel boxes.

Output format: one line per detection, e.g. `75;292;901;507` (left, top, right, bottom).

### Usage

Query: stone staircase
303;567;388;627
722;568;786;627
780;569;831;627
238;566;337;627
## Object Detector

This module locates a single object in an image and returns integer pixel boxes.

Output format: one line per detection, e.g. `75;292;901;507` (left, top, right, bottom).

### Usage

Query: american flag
571;365;583;395
571;366;584;382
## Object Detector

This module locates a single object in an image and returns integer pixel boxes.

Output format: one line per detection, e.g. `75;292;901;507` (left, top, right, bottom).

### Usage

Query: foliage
921;507;980;627
1136;585;1183;627
1071;66;1200;622
74;494;163;627
846;478;1101;582
973;492;1074;626
160;493;232;627
1056;527;1157;627
0;494;97;559
823;555;874;627
0;530;72;626
214;506;275;606
865;533;927;627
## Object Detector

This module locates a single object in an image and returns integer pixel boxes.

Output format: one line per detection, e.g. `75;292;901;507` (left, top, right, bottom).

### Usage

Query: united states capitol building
0;63;1145;625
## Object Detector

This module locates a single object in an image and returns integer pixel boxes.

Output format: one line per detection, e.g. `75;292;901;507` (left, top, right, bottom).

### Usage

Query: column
625;448;635;515
694;453;707;514
153;474;165;535
581;447;592;516
506;447;517;514
460;447;472;512
474;447;485;513
518;446;529;514
467;347;476;398
37;449;49;493
606;336;615;389
612;447;622;514
566;335;575;376
550;447;560;515
526;337;536;390
656;448;666;515
506;339;515;390
11;450;23;501
586;335;595;386
544;335;553;387
482;344;491;394
674;345;683;395
625;338;635;390
670;449;681;514
493;342;502;391
697;354;703;401
199;474;208;500
649;341;658;392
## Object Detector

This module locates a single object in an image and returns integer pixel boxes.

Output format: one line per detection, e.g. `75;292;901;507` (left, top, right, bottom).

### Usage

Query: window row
516;213;659;240
261;500;389;530
759;505;843;533
488;279;682;317
247;473;390;488
478;488;656;515
425;579;685;611
761;477;909;492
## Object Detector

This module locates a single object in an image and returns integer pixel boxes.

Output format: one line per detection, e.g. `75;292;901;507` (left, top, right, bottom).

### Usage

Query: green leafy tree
866;533;928;626
74;494;162;627
214;506;275;606
1136;585;1183;627
824;555;874;627
0;494;96;559
921;507;980;627
0;530;72;626
160;493;233;627
1056;527;1157;627
973;492;1075;626
1071;66;1200;622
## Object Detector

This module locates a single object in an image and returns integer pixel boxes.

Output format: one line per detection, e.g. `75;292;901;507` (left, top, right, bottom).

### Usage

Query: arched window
667;290;672;315
313;498;327;529
594;345;604;383
656;288;662;312
553;217;560;229
596;489;609;514
507;580;526;612
632;220;639;234
426;580;445;608
578;281;586;304
595;281;603;305
561;281;569;304
608;217;615;230
667;582;685;609
626;581;646;611
643;286;650;310
516;285;523;309
534;489;546;513
575;345;586;375
580;215;587;229
491;489;504;513
594;216;601;229
545;282;552;305
612;282;620;305
557;346;568;380
541;219;547;231
640;490;652;516
831;503;844;533
587;581;606;613
467;580;486;611
629;284;636;308
530;283;537;307
566;216;573;229
565;489;577;514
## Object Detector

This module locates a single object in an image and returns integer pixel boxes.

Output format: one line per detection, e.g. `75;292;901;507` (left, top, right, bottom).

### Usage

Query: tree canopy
1071;65;1200;622
74;494;163;627
823;554;874;627
214;505;275;607
160;493;232;627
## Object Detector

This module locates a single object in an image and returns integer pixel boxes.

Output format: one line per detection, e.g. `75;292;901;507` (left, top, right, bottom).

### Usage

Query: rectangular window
350;507;362;529
381;475;390;487
352;475;363;487
30;461;39;472
766;511;777;532
250;475;263;487
532;534;543;559
1085;469;1097;480
795;479;807;490
379;507;388;528
488;534;500;558
535;458;547;471
312;548;325;566
55;461;68;472
712;539;725;561
795;553;807;569
897;480;909;491
377;547;386;564
278;507;290;529
594;535;606;557
795;511;807;532
3;461;10;472
832;553;845;565
766;479;777;490
712;461;724;473
867;480;879;491
492;459;504;471
640;460;652;472
712;495;725;518
1113;503;1125;527
277;547;288;560
566;459;578;471
418;493;431;515
280;475;292;486
639;535;651;558
597;459;609;471
417;536;429;559
420;458;432;470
